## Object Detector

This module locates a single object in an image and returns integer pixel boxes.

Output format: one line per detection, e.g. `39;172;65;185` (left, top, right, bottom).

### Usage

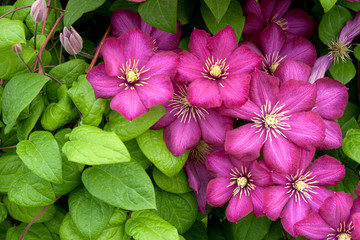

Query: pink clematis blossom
87;29;177;121
295;192;360;239
242;0;317;45
176;25;262;108
206;151;272;222
223;69;325;173
263;150;345;237
111;9;181;52
152;84;233;156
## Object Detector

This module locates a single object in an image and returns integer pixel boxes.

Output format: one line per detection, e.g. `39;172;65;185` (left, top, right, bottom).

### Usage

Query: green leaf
177;0;195;25
8;171;56;207
136;129;189;177
153;168;192;194
3;196;56;223
62;125;130;165
0;202;7;224
354;45;360;61
343;129;360;163
138;0;178;33
44;207;66;235
338;0;360;11
320;0;337;12
110;0;140;12
338;102;360;126
41;84;79;131
2;73;50;134
0;18;25;48
0;6;15;19
59;213;86;240
222;213;272;240
17;95;45;141
262;220;283;240
124;139;151;170
68;75;106;127
54;128;72;148
0;153;26;193
82;162;156;210
48;59;89;88
341;117;359;136
318;5;352;45
69;187;114;239
183;220;208;240
104;105;166;141
201;0;245;41
125;210;179;240
0;221;12;240
17;131;62;184
329;60;356;85
153;188;197;234
204;0;230;22
6;223;53;240
64;0;106;27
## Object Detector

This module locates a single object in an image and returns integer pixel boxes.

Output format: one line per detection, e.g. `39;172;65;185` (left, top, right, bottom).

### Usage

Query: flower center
237;177;248;188
263;52;286;74
328;37;351;63
264;114;278;128
126;69;139;83
227;166;255;198
117;59;150;90
293;180;309;192
189;140;211;164
202;56;229;86
274;18;288;31
285;169;319;204
338;233;352;240
210;64;222;77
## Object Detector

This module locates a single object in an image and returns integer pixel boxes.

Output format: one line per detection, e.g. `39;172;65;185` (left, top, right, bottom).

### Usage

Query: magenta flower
242;0;317;45
274;59;349;150
223;69;325;173
86;29;177;121
295;192;360;239
111;9;181;52
263;150;345;237
206;151;272;222
152;84;233;156
176;26;262;108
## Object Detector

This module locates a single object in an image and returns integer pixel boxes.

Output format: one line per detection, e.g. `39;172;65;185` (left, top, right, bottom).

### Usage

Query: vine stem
0;5;31;20
20;196;62;240
0;145;16;150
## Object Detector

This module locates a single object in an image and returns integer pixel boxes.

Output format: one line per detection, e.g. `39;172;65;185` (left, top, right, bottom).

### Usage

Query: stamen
202;56;229;81
328;37;352;63
117;59;150;86
285;170;319;205
262;52;287;74
189;140;211;164
226;166;256;198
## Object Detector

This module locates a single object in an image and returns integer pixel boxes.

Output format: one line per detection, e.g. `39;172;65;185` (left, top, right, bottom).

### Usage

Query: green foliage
6;223;53;240
329;60;356;85
204;0;230;23
0;153;26;193
343;129;360;163
320;0;337;12
64;0;106;27
0;18;26;48
153;168;192;194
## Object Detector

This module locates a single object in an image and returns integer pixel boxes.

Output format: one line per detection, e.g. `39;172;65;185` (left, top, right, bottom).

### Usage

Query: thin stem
0;5;31;20
20;196;62;240
47;6;65;12
16;53;32;72
45;73;62;85
79;51;94;59
41;0;51;35
0;145;16;150
86;25;112;73
34;23;38;50
48;38;59;51
59;44;63;64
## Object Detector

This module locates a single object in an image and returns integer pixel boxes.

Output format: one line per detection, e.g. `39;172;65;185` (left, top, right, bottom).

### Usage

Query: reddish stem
0;145;16;150
0;5;31;20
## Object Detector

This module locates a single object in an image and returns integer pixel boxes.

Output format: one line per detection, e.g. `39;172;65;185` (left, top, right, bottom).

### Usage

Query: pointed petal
263;134;301;174
274;58;311;84
141;51;178;79
317;120;342;150
102;37;126;77
176;51;203;83
314;77;348;120
295;213;331;240
319;192;354;229
240;41;263;57
263;186;289;221
277;79;316;114
261;0;291;21
280;197;312;237
280;37;317;67
206;151;233;178
188;29;211;60
199;109;233;147
208;25;238;59
242;13;265;46
250;161;272;187
111;9;141;37
250;69;279;107
110;89;148;121
285;112;326;150
219;73;250;108
243;0;263;18
308;55;333;84
226;194;253;222
219;100;260;121
163;118;201;156
187;78;222;108
284;9;317;40
351;213;360;239
226;45;262;75
86;64;124;98
297;149;315;171
308;187;335;213
225;124;265;161
206;177;233;207
307;155;345;185
260;23;286;56
251;187;266;217
150;22;181;51
339;10;360;44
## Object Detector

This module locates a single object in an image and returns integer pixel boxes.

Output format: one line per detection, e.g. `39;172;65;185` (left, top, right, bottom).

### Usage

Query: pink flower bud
11;44;22;54
30;0;47;23
60;27;83;55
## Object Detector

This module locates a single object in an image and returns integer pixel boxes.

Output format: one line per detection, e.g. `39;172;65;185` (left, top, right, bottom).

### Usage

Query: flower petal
307;155;345;185
308;55;333;84
243;0;263;19
225;123;265;161
163;118;201;156
314;77;348;120
187;78;222;108
102;37;126;77
263;186;289;221
219;100;260;121
86;64;124;98
219;73;250;108
226;194;253;222
208;25;238;59
339;10;360;44
141;51;178;79
260;0;291;22
110;89;148;121
263;134;301;174
206;151;234;178
227;45;263;75
285;111;326;150
176;51;203;83
277;79;316;114
274;58;311;84
297;149;315;171
251;187;265;217
284;8;317;40
260;23;286;56
250;69;279;108
150;22;181;51
250;161;272;187
295;213;331;240
188;29;211;60
111;9;141;37
242;13;266;46
280;36;317;67
308;187;335;213
317;120;343;150
206;177;233;207
351;213;360;239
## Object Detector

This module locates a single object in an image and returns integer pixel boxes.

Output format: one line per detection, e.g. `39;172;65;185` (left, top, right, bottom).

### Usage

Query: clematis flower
242;23;316;74
263;150;345;237
176;25;262;108
274;59;349;149
295;192;360;239
242;0;317;45
206;151;272;222
111;9;181;52
223;69;325;173
152;84;233;156
86;29;177;121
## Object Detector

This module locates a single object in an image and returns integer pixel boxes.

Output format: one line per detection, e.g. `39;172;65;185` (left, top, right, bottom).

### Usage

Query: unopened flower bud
30;0;47;23
11;44;22;54
60;27;83;55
